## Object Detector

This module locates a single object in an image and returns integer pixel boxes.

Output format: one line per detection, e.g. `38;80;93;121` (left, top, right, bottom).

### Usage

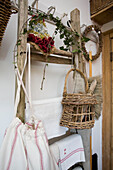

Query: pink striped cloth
0;117;59;170
50;134;85;170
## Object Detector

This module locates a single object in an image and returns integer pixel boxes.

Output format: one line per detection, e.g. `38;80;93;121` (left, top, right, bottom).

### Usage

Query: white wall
0;0;107;170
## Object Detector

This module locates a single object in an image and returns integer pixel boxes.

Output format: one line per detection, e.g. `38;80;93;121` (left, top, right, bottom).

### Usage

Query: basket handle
63;68;89;94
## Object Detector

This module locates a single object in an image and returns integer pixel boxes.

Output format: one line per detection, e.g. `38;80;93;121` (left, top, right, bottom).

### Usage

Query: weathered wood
111;35;113;169
90;0;113;15
31;52;72;65
78;129;91;170
30;44;72;64
49;130;72;145
111;152;113;170
53;48;72;57
89;50;92;170
90;2;113;25
70;8;83;71
30;45;72;57
103;29;113;36
102;33;112;170
70;8;90;170
36;0;38;9
89;51;92;77
16;0;28;123
110;33;113;38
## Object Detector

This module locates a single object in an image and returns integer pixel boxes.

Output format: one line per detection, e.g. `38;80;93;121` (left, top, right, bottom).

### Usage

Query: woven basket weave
60;68;97;129
0;0;12;45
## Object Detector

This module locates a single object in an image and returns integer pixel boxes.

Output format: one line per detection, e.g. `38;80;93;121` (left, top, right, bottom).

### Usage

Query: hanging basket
0;0;12;45
60;68;97;129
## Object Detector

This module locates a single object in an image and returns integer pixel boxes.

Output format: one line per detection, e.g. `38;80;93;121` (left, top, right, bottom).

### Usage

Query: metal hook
31;0;39;8
80;24;87;29
60;13;68;20
47;6;56;16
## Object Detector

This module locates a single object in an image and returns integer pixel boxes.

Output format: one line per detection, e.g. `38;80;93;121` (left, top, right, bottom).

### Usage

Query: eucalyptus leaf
82;36;90;42
23;28;27;34
60;34;64;39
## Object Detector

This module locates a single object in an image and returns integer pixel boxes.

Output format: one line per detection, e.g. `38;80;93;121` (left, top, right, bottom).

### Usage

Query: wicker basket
60;68;97;129
0;0;12;45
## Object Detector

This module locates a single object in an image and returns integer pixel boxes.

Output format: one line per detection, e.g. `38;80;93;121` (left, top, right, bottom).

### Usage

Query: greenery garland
21;6;90;54
16;7;102;61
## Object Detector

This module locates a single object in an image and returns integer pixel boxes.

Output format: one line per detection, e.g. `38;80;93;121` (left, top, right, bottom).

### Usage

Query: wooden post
16;0;28;123
89;51;92;170
70;8;83;71
89;51;92;77
36;0;38;9
70;8;91;170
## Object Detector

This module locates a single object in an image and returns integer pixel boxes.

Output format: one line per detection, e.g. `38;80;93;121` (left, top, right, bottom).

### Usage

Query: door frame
102;28;113;170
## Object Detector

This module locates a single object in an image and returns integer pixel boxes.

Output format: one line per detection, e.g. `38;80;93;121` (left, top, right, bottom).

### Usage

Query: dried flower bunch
27;34;54;53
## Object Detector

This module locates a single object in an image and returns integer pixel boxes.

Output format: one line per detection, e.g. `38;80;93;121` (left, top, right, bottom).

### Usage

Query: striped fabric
0;117;59;170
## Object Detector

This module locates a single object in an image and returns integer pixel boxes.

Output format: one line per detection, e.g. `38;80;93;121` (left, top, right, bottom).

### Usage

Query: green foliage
23;28;27;34
81;36;90;42
72;49;81;53
17;39;21;46
26;7;89;55
28;6;33;15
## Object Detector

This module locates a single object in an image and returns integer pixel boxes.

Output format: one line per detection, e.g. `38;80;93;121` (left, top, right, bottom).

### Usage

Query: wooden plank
111;152;113;169
89;51;92;77
103;29;113;36
111;38;113;145
31;52;72;65
16;0;28;122
112;104;113;137
70;8;90;170
30;44;72;57
110;33;113;39
111;37;113;52
53;48;72;57
102;32;105;170
111;36;113;168
112;88;113;104
91;3;113;25
102;33;111;170
111;136;113;149
70;8;83;71
90;0;113;15
36;0;38;9
89;50;92;170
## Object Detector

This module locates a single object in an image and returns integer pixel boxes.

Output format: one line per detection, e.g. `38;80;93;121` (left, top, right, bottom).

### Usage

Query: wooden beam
53;48;72;57
70;8;84;72
102;32;112;170
91;3;113;25
91;2;113;16
30;44;72;57
103;28;113;36
31;52;72;65
30;43;72;64
16;0;28;123
70;9;90;170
